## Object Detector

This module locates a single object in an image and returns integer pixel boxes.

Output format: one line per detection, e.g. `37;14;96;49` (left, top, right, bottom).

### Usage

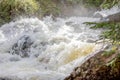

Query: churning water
0;4;119;80
0;16;105;80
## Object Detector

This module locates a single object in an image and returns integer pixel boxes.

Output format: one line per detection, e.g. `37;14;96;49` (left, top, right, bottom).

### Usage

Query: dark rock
64;49;120;80
0;77;21;80
104;12;120;22
10;35;33;58
99;12;120;22
0;77;11;80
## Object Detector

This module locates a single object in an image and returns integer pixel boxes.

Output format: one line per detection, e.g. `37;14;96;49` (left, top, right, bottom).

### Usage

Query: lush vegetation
63;0;120;9
0;0;39;25
100;0;120;9
85;22;120;44
83;0;120;44
0;0;59;25
82;0;120;9
0;0;120;25
37;0;60;17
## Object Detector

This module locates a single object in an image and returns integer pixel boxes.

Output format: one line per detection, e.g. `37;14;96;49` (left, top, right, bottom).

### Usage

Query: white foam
0;16;103;80
94;6;120;17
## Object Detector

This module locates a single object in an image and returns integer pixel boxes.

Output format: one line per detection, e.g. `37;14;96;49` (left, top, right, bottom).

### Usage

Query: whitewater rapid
0;16;104;80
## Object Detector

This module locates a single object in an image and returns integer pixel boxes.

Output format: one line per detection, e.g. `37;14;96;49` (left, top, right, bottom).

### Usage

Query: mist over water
0;4;119;80
59;5;97;17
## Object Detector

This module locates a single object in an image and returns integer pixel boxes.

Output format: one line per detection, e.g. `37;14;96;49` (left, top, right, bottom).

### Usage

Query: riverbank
65;46;120;80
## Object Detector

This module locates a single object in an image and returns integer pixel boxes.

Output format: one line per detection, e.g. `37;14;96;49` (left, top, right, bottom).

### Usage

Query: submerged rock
0;77;21;80
10;35;33;58
96;12;120;22
0;78;12;80
99;12;120;22
64;48;120;80
105;12;120;22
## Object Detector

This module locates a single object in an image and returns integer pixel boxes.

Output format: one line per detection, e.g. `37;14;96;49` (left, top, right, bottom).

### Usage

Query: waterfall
0;16;104;80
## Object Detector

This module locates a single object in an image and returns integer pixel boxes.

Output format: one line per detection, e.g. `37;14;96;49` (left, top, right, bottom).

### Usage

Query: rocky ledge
64;47;120;80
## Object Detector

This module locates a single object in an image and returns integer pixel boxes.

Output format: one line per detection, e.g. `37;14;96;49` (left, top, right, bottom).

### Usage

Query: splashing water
0;16;104;80
94;6;120;18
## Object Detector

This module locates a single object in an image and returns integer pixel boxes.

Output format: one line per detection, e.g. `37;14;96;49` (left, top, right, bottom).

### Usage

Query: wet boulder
0;77;21;80
95;12;120;22
10;35;33;58
105;12;120;22
101;12;120;22
0;77;12;80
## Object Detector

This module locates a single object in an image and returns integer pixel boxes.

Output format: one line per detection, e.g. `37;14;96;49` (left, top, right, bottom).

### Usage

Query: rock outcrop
64;48;120;80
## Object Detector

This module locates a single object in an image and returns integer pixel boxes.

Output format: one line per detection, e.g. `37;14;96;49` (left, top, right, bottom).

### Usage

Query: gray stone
10;35;33;58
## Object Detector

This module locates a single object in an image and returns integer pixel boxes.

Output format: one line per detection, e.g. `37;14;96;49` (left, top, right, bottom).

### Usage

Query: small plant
100;0;120;9
107;53;120;68
102;46;117;57
82;0;104;8
84;22;120;44
81;0;120;9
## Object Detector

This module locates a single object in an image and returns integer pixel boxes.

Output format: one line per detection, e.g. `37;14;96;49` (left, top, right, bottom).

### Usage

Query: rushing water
0;16;105;80
0;4;119;80
94;5;120;18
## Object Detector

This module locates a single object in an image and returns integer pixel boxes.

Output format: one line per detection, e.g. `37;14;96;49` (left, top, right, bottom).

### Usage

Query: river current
0;6;119;80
